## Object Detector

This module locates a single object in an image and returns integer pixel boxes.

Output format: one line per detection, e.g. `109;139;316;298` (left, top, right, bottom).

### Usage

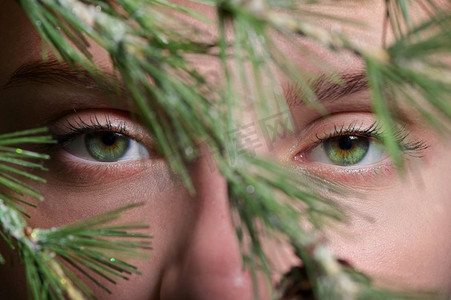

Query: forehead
0;0;385;86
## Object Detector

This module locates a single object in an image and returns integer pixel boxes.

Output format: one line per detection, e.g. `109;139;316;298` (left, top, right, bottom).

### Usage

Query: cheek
20;161;199;299
29;163;197;267
326;164;451;292
28;160;179;222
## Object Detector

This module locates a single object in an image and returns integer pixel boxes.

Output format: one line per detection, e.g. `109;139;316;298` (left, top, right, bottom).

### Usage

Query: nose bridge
160;156;266;300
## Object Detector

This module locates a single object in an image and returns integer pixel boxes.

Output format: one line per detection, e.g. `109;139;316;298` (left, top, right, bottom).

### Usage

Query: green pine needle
5;0;450;299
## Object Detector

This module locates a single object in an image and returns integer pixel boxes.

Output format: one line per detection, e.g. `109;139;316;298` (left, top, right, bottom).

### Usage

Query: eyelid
289;112;428;185
50;109;154;149
43;109;158;182
294;121;385;167
288;112;379;157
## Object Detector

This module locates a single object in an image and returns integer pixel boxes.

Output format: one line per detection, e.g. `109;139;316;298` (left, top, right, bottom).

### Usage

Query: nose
159;155;269;300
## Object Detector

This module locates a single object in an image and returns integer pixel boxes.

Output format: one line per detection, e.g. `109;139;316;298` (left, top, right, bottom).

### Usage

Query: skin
0;0;450;299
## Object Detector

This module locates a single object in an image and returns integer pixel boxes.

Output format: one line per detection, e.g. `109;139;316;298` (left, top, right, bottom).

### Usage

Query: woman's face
0;1;450;299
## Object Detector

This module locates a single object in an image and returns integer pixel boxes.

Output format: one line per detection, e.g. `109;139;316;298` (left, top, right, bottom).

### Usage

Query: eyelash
46;112;428;183
53;116;140;145
310;121;428;157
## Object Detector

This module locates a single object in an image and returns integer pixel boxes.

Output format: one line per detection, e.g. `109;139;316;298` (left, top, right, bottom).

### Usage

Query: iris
323;136;369;166
85;132;130;162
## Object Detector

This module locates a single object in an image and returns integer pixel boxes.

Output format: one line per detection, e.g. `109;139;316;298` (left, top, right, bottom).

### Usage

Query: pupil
338;136;357;150
101;132;117;146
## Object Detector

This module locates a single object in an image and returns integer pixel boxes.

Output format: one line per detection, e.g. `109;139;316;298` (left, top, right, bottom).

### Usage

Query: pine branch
11;0;451;299
31;203;151;298
0;129;151;300
0;128;53;206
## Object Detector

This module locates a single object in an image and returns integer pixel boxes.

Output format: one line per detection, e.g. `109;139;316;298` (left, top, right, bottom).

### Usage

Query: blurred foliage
0;0;448;299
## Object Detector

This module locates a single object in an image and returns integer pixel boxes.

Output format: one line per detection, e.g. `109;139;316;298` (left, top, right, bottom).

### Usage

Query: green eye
63;131;149;163
307;134;387;167
85;132;130;162
323;136;369;166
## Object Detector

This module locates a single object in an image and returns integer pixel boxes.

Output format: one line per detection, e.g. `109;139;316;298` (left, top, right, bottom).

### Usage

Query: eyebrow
2;59;123;94
3;59;367;108
284;72;368;108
